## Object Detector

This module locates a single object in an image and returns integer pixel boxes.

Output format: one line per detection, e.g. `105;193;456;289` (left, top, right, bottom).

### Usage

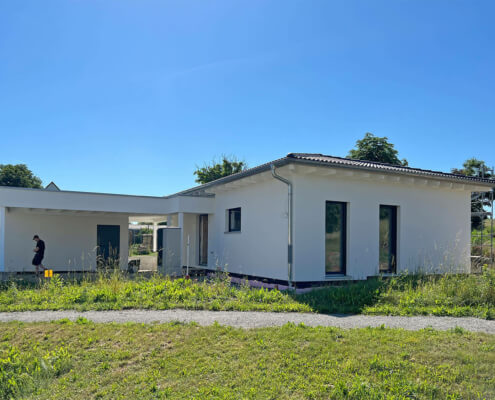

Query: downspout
270;164;293;288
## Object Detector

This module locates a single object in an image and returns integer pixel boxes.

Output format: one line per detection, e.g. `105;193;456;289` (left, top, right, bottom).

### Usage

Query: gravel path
0;310;494;333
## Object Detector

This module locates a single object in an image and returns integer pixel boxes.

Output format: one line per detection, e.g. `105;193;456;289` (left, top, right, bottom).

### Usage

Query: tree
347;133;408;166
452;158;493;230
194;156;247;184
0;164;42;188
451;158;492;178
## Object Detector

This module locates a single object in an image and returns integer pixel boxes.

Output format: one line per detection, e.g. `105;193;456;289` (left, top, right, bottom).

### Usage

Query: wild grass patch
0;273;311;313
1;269;494;318
295;268;495;318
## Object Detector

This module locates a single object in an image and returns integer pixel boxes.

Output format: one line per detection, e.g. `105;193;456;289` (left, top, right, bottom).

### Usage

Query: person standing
32;235;46;274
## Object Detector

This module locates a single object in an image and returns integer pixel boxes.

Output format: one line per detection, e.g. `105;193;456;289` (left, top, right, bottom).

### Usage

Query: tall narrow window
325;201;347;275
228;207;241;232
199;214;208;265
379;205;398;273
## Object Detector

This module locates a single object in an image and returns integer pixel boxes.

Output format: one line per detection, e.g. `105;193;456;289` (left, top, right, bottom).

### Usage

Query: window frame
227;207;242;233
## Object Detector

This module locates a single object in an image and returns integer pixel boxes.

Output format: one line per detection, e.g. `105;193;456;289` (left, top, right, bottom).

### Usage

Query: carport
0;186;214;273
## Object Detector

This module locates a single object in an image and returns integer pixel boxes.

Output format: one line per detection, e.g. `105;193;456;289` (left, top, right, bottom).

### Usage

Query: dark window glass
199;214;208;265
325;201;346;274
379;205;398;273
228;208;241;232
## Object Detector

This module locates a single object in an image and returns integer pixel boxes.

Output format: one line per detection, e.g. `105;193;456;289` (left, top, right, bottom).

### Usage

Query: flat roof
0;185;214;215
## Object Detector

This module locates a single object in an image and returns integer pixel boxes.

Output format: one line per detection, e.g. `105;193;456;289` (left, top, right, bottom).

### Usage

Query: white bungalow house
0;153;493;284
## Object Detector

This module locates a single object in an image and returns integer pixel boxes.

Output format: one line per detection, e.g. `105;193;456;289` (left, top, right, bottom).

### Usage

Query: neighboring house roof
173;153;495;196
44;181;60;191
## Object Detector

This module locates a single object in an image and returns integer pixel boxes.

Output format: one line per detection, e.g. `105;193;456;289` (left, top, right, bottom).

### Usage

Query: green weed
0;344;71;398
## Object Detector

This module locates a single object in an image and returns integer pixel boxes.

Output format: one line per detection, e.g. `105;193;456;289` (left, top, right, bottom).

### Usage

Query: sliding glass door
325;201;347;275
379;205;398;273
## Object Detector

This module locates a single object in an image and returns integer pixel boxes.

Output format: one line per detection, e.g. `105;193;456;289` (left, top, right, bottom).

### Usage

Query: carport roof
0;186;171;215
0;185;214;215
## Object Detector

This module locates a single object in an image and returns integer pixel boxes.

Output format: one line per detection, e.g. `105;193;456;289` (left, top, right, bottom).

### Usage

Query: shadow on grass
291;278;387;314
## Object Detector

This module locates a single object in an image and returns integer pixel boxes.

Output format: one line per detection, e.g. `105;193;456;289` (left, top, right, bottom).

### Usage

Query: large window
228;207;241;232
379;205;398;273
325;201;347;275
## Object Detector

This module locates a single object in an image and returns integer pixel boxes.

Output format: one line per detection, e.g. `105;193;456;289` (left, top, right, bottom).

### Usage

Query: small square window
228;207;241;232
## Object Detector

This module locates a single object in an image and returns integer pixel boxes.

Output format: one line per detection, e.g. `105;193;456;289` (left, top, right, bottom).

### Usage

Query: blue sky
1;1;494;196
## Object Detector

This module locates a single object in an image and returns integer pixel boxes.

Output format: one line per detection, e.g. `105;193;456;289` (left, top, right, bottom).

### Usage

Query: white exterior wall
4;209;129;272
0;207;5;272
181;213;199;267
207;175;289;281
292;170;472;281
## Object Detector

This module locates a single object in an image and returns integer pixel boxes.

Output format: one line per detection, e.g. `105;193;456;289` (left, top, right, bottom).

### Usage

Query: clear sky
1;1;494;196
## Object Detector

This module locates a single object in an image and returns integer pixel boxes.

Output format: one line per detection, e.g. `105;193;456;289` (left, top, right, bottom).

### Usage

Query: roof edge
170;154;495;196
166;157;290;197
0;185;169;200
289;158;495;188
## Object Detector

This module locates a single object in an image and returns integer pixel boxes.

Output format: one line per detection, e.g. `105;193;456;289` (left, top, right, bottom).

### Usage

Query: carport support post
0;207;5;272
152;222;158;252
178;212;184;270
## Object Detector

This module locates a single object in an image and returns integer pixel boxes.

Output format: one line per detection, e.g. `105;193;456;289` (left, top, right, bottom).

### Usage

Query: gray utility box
157;228;182;277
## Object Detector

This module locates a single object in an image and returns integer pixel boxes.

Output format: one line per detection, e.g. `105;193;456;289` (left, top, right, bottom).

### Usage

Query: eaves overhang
169;154;495;196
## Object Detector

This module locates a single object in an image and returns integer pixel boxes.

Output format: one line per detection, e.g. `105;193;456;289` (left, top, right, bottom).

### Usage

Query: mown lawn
0;269;494;318
1;321;494;399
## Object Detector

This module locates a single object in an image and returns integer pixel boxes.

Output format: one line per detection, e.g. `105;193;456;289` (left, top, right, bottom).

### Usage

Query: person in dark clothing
32;235;46;274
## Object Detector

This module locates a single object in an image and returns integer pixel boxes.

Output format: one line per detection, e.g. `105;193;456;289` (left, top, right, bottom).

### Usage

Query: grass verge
1;321;494;399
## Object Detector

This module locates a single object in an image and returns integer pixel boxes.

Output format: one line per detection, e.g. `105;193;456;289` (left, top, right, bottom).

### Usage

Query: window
199;214;208;265
325;201;347;275
227;207;241;232
379;205;398;273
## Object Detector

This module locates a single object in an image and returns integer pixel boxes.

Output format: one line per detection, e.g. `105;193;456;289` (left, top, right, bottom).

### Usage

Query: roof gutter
270;164;293;288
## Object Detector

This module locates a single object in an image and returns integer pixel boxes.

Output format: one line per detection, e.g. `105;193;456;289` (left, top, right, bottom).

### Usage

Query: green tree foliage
452;158;493;230
451;158;493;178
347;133;408;166
194;156;247;184
0;164;42;188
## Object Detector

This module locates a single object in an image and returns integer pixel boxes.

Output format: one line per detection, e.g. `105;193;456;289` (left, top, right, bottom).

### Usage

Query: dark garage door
97;225;120;268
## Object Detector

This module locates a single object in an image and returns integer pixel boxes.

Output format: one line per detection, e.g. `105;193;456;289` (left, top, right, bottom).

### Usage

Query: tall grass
296;267;495;318
1;269;494;318
0;272;310;312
